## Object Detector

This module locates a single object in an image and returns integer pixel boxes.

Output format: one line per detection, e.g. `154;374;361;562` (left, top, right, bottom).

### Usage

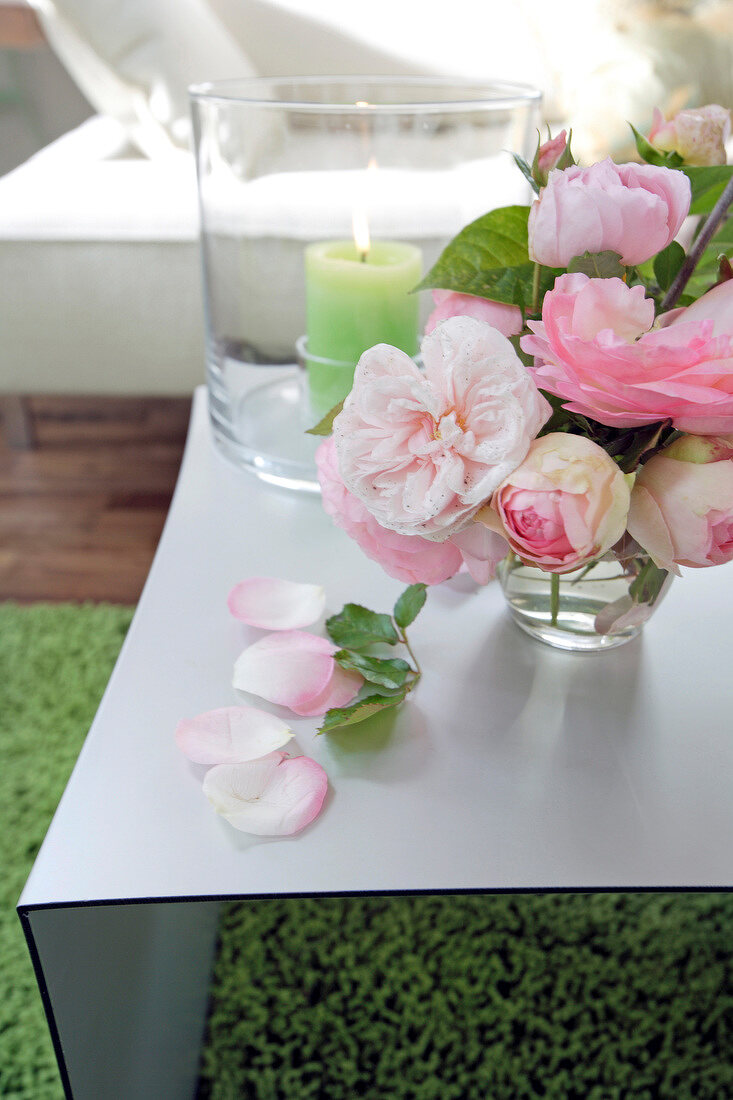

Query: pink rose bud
649;104;731;167
628;435;733;573
527;158;691;267
491;433;631;574
532;129;573;187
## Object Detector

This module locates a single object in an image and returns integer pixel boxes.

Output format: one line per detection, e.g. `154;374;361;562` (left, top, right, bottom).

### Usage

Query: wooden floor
0;395;191;604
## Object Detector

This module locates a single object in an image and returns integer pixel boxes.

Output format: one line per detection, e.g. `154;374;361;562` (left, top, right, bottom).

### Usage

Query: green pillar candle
304;239;422;417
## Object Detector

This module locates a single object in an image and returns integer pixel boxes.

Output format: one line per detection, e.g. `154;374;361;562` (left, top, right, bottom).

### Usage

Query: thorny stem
398;628;422;688
532;262;542;314
660;173;733;310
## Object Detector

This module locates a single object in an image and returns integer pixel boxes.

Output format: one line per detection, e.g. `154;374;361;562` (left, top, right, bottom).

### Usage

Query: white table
19;387;733;1098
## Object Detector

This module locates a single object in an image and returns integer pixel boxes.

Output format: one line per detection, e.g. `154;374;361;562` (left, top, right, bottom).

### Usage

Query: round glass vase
496;550;673;652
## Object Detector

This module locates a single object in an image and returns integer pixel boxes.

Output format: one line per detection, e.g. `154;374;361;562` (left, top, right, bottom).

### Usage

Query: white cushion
0;119;203;393
0;120;199;241
29;0;255;158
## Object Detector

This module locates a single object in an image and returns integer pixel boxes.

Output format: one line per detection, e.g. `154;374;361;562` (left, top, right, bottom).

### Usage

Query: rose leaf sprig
319;583;426;733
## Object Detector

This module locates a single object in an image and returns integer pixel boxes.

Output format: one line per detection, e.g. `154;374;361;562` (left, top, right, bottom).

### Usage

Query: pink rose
316;437;508;584
527;159;691;267
627;434;733;573
333;316;551;541
649;104;731;167
490;433;631;573
316;436;461;584
425;290;523;338
522;274;733;433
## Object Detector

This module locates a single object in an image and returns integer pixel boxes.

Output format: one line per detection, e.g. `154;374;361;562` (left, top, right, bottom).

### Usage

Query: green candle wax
304;239;422;417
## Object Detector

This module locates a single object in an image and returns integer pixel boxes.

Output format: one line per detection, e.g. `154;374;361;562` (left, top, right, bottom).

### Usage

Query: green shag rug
2;603;732;1099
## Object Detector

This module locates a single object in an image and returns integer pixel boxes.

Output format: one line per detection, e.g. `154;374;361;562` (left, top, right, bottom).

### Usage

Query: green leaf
414;205;531;297
306;399;345;436
629;124;683;169
653;240;686;291
567;251;625;279
325;604;398;649
393;584;427;629
318;688;408;733
333;650;411;690
629;559;669;607
684;165;733;215
511;153;539;195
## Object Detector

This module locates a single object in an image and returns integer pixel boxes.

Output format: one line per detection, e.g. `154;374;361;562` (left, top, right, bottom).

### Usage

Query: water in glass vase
496;552;673;652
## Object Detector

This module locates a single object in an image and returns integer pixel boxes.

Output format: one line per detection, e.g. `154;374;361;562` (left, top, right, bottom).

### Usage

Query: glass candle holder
190;77;542;491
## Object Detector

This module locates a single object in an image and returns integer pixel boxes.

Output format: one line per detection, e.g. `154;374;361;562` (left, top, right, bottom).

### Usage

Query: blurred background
1;0;732;398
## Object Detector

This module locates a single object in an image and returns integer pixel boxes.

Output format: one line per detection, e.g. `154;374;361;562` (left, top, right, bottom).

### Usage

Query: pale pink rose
316;437;508;584
527;158;691;267
522;274;733;433
491;433;631;573
425;290;523;338
333;317;551;541
316;436;462;584
649;104;730;167
627;436;733;573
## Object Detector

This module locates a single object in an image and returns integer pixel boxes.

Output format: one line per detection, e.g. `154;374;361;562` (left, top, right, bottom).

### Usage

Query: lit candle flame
352;157;378;262
352;205;370;262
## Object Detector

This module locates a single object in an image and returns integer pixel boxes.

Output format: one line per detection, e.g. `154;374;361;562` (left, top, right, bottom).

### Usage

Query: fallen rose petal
227;577;325;629
290;661;363;717
233;631;335;709
175;705;293;766
203;752;328;835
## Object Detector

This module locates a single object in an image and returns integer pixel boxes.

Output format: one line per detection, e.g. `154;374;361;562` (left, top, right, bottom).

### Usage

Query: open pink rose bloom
528;159;690;268
523;275;733;434
333;316;551;541
316;436;508;585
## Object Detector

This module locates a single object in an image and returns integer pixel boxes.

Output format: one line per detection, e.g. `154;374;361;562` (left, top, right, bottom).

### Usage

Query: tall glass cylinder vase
190;77;541;491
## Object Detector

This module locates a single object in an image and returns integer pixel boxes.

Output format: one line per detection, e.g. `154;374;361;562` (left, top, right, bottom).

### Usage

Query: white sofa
2;0;732;395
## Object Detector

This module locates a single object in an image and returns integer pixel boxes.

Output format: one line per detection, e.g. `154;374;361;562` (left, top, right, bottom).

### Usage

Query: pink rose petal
233;631;335;710
227;577;325;629
448;523;509;585
175;705;293;766
202;751;328;835
290;661;363;717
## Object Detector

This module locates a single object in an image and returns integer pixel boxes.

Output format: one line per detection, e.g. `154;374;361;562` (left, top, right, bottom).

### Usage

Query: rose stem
660;174;733;311
532;263;542;314
550;571;560;627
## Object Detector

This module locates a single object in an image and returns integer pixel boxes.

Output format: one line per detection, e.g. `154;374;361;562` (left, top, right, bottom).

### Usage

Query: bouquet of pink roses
309;105;733;695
